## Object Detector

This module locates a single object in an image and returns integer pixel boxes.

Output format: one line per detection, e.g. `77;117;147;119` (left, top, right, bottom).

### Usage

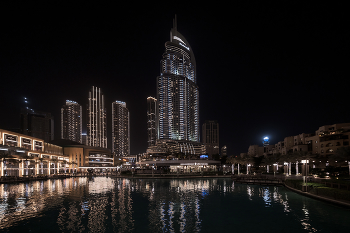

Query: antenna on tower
173;14;177;30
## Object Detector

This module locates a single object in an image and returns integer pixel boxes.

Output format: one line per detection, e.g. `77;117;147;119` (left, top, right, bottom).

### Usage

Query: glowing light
173;36;185;44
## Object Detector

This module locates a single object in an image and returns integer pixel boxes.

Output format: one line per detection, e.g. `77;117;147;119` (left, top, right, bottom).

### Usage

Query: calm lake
1;177;350;232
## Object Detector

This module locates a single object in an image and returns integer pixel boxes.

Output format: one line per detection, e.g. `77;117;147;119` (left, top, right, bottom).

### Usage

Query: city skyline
1;2;349;155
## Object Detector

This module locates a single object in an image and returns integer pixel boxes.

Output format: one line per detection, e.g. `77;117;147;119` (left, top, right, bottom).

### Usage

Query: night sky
1;2;349;156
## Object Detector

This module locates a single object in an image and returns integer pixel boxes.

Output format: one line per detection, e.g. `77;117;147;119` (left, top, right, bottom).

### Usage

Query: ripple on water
1;177;350;233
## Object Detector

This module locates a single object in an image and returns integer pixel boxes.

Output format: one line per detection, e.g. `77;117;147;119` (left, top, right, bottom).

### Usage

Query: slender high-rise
157;17;199;142
87;86;107;148
147;97;158;146
61;100;82;143
112;101;130;156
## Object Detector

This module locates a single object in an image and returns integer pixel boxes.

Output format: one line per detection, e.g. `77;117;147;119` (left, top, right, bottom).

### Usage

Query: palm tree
241;155;255;175
226;156;240;174
279;152;297;176
293;151;314;175
262;154;275;174
263;153;280;175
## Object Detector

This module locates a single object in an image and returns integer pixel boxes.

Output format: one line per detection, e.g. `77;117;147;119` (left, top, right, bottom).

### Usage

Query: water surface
1;177;349;232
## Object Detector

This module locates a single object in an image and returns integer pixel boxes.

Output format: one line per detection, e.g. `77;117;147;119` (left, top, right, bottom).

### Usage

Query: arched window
326;143;333;147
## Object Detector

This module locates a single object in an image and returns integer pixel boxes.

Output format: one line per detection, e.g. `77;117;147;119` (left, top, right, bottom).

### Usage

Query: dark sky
1;2;349;155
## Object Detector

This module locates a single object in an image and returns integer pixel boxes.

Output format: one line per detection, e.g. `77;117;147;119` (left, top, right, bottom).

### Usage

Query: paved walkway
283;182;350;208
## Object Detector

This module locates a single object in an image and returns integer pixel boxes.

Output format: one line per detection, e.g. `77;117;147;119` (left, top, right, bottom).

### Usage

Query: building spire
173;14;177;30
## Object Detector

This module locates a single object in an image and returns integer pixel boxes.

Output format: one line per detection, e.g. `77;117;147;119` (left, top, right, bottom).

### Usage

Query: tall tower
147;97;158;146
157;17;199;142
87;86;107;148
202;120;219;156
112;100;130;156
61;100;82;143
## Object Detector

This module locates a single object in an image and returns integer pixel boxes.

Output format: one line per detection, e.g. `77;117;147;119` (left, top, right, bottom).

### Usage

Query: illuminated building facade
112;101;130;156
157;19;199;143
87;86;107;148
147;97;158;146
20;108;54;142
0;128;68;176
61;100;82;144
202;120;219;156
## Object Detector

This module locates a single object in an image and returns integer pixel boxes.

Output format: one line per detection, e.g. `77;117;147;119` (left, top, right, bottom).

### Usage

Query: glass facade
157;26;199;142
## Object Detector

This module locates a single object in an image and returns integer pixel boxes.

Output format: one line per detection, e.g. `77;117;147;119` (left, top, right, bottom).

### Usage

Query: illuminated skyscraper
147;97;158;146
112;100;130;156
61;100;82;143
157;18;199;142
87;86;107;148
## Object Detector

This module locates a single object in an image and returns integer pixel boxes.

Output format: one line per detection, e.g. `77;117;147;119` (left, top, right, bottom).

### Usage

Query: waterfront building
61;100;82;144
146;139;206;158
147;97;158;147
0;128;67;176
152;17;202;156
112;101;130;157
245;123;350;169
157;18;199;143
53;140;114;172
138;159;220;173
20;108;54;142
202;120;219;156
87;86;107;148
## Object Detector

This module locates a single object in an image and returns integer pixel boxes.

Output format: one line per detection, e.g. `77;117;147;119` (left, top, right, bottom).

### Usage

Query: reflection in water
1;178;350;232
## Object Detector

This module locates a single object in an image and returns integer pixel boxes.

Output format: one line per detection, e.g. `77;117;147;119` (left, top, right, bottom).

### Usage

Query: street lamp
273;163;277;177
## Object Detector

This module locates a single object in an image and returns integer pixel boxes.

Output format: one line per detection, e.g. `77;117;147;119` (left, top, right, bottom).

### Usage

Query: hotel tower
87;86;107;148
157;18;199;143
